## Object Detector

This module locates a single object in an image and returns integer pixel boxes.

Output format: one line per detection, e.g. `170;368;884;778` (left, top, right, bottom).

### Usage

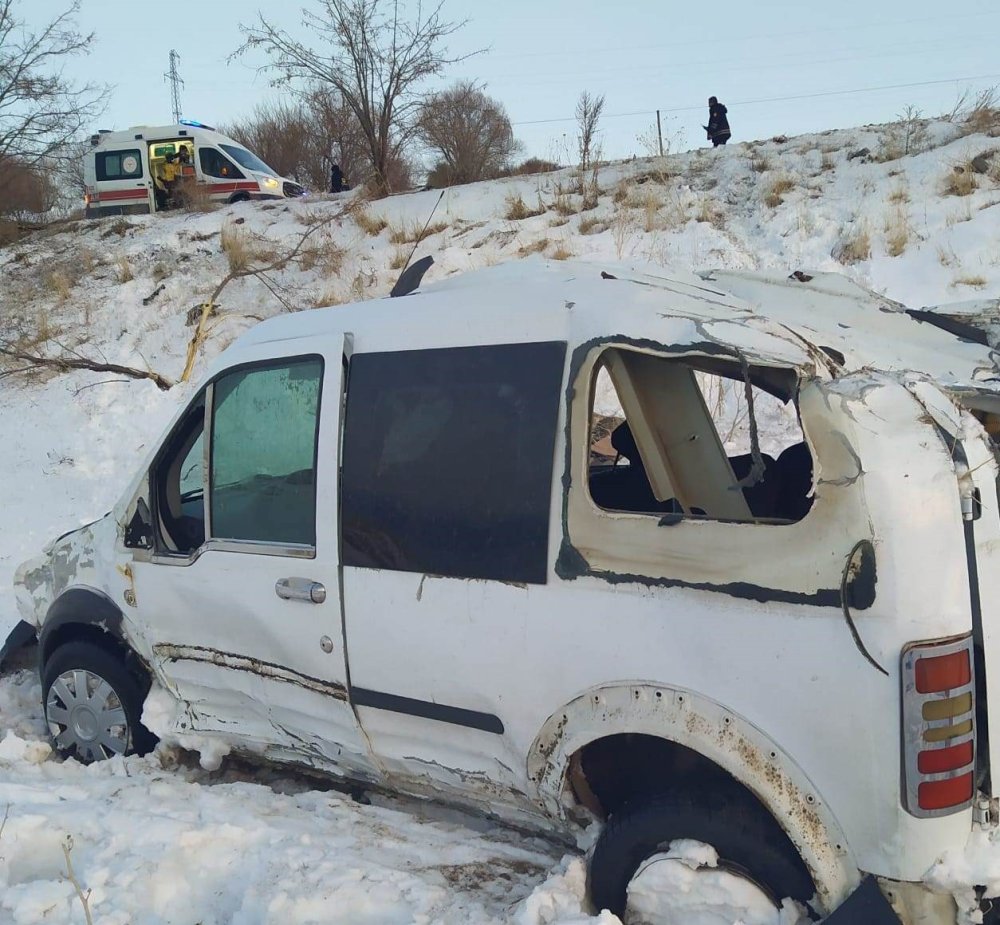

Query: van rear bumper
85;203;151;218
876;877;959;924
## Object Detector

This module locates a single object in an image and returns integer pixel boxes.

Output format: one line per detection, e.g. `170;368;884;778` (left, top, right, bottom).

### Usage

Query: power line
482;7;1000;61
485;34;994;86
511;72;1000;127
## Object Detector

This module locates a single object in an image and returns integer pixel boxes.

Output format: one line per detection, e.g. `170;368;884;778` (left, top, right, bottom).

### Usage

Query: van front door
130;349;378;781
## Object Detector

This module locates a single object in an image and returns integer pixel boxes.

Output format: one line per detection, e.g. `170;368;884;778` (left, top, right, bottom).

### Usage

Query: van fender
38;586;128;663
526;682;858;914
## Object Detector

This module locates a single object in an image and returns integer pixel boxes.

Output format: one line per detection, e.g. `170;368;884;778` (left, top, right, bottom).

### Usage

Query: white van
82;120;306;218
9;259;1000;924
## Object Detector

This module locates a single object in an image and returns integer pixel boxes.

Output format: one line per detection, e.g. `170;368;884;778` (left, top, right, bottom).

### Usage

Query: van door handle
275;578;327;604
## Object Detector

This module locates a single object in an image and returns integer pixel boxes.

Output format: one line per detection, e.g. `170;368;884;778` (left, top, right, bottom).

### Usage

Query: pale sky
24;0;1000;161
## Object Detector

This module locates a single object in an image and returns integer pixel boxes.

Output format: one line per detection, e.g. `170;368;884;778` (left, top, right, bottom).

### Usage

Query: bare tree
235;0;477;196
222;99;317;186
223;88;406;193
0;156;56;218
307;86;369;188
575;91;605;175
417;80;519;186
0;0;105;203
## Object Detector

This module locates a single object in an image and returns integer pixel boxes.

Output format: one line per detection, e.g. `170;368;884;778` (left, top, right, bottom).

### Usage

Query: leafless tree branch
182;206;350;382
575;90;605;176
0;0;106;206
0;345;174;390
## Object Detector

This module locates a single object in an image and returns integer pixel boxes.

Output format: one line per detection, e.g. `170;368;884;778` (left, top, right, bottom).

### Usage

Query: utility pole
164;50;184;124
656;110;664;157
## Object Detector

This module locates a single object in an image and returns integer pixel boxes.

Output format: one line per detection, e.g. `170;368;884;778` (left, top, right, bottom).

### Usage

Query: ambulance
82;119;306;218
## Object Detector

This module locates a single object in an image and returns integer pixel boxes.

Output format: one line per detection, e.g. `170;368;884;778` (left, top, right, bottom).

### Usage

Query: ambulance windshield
219;144;276;176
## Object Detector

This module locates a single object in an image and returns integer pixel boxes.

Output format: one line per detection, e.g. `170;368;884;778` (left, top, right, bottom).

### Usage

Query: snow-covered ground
0;665;606;925
5;115;1000;922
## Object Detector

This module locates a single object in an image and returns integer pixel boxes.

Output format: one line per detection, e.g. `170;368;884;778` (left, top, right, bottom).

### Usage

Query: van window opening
219;143;276;176
154;402;206;554
587;349;813;524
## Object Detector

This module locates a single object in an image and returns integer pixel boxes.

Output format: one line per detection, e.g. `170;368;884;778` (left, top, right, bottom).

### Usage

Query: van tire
41;641;158;761
229;192;250;204
587;790;816;919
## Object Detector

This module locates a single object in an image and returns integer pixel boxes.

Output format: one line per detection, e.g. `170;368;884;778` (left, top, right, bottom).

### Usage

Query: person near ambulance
160;152;180;206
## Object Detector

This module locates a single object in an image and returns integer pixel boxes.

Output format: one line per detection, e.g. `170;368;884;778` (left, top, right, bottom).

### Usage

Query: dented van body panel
13;259;1000;923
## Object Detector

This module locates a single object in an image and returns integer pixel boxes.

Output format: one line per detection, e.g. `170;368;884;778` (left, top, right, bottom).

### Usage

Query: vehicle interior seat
588;421;683;515
728;452;778;518
771;441;814;521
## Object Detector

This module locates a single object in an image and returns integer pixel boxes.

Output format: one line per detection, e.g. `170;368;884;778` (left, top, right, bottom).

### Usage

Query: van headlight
261;177;279;190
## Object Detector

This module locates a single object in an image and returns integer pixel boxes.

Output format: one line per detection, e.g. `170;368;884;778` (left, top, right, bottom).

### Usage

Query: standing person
330;163;344;193
161;152;180;206
705;97;731;147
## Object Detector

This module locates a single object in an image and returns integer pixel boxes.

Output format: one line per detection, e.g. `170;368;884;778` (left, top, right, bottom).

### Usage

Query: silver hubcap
46;669;129;761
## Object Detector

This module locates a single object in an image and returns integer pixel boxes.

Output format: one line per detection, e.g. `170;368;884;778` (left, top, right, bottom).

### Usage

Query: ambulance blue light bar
179;119;215;130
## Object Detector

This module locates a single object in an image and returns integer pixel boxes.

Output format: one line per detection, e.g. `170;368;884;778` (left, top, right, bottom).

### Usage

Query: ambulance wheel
229;192;250;204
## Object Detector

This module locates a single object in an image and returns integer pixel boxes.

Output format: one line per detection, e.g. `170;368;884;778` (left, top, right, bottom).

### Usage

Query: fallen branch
72;378;131;395
61;835;94;925
0;347;174;391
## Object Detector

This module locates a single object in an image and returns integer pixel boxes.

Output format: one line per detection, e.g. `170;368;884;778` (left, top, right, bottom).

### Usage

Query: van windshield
219;144;276;176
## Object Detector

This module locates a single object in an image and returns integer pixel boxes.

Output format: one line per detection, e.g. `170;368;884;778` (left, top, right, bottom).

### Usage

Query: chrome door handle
275;577;327;603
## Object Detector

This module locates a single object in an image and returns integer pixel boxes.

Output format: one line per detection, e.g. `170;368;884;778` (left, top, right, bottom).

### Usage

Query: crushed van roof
235;258;1000;400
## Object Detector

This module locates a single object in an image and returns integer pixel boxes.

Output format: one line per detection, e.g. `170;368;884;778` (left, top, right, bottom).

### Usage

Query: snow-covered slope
4;115;1000;923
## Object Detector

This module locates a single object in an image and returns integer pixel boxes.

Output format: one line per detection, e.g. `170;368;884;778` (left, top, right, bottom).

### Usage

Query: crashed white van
10;259;1000;924
82;119;306;218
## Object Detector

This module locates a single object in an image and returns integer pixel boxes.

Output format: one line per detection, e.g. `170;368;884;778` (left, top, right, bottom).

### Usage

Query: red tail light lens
917;740;974;774
918;773;974;811
916;651;972;693
901;635;976;817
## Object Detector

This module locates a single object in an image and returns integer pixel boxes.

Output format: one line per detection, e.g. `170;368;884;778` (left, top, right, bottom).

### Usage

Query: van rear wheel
588;791;816;923
42;641;157;762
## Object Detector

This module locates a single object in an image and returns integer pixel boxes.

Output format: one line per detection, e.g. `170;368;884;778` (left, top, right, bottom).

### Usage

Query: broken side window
587;348;812;524
152;396;206;555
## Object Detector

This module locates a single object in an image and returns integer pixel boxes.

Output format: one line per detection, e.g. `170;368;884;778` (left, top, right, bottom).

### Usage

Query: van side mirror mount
124;497;153;550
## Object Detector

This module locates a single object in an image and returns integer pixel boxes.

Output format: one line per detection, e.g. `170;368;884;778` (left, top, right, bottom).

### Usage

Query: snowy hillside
4;115;1000;923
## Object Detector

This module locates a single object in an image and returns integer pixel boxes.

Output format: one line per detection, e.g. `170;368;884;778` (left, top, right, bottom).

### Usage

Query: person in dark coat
705;97;731;147
330;163;345;193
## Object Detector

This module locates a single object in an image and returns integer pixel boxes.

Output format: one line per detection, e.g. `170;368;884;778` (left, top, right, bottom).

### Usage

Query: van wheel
42;641;157;762
588;791;816;923
229;192;250;204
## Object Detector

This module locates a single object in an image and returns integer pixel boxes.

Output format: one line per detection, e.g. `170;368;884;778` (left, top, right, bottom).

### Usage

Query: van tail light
902;635;976;817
